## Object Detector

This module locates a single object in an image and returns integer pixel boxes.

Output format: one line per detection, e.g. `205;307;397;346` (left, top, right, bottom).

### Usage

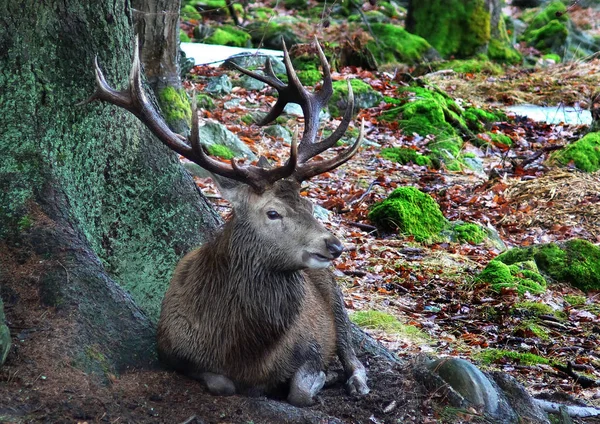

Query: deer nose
326;237;344;258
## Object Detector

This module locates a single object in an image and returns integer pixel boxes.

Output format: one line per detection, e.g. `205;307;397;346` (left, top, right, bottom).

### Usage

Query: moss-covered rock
520;1;569;54
204;25;251;47
493;239;600;292
478;259;547;295
157;87;192;128
452;222;487;244
380;147;432;167
380;85;506;171
549;132;600;172
367;23;437;65
406;0;520;63
246;20;303;50
369;186;448;242
329;79;383;117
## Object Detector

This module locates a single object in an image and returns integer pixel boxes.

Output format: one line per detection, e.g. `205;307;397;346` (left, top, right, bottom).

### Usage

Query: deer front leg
331;285;370;396
287;343;327;406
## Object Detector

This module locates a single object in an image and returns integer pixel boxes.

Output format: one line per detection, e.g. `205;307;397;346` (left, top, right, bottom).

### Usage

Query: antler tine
297;79;355;162
82;38;299;193
294;119;364;182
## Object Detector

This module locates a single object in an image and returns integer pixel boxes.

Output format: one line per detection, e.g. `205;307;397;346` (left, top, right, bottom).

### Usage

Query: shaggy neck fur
203;215;306;361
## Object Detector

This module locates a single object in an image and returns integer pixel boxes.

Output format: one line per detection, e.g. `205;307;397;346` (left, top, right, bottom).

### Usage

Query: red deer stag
84;38;369;406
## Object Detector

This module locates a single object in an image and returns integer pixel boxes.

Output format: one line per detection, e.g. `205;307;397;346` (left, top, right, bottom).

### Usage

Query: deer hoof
346;371;369;396
288;370;326;407
202;372;236;396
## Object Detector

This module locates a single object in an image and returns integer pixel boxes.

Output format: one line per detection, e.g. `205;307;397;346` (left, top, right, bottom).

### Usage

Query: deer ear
210;173;250;206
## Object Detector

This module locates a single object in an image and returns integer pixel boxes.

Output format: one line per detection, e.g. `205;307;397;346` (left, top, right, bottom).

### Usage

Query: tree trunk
132;0;191;134
0;0;220;374
406;0;521;63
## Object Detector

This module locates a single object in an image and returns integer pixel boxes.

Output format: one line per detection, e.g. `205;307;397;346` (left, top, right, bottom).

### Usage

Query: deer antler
228;36;363;182
80;38;298;193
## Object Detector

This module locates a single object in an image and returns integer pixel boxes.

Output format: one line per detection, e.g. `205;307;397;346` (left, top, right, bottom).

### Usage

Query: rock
186;121;258;179
330;79;383;117
415;355;551;423
0;297;10;366
313;205;331;222
426;357;502;416
264;125;292;145
227;55;286;75
199;121;257;160
205;74;232;95
237;74;266;91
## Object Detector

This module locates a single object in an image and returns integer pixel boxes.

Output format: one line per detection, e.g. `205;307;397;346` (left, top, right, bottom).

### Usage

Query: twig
348;180;379;208
179;415;201;424
518;144;565;168
554;362;600;389
344;220;377;233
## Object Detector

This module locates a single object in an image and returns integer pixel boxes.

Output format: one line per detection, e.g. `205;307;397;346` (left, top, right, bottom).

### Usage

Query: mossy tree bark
0;0;220;373
132;0;191;134
406;0;520;63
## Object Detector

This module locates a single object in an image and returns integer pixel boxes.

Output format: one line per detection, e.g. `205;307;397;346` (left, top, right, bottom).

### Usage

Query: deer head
83;37;363;271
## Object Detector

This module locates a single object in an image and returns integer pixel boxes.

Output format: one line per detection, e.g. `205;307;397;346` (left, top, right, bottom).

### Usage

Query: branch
554;362;600;389
535;399;600;418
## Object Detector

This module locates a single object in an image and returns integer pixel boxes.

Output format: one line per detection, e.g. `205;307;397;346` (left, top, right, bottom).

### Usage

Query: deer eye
266;210;282;220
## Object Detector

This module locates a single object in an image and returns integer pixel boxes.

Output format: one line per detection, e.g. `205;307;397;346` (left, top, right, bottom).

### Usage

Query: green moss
515;320;550;341
488;38;522;64
367;23;433;65
564;294;586;306
296;69;322;86
350;310;429;341
180;4;201;21
463;107;504;132
444;58;503;75
196;93;215;110
487;132;513;147
240;114;254;125
494;240;600;292
245;21;301;50
380;147;432;167
542;53;561;63
478;260;547;295
18;215;33;231
511;301;554;317
329;79;381;117
406;0;491;58
252;7;276;20
528;20;569;52
204;25;250;47
550;132;600;172
368;186;448;242
207;144;235;159
475;348;551;366
158;87;192;127
453;222;487;244
521;1;569;55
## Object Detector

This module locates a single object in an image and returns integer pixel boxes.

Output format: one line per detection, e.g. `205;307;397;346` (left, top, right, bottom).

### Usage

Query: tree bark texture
406;0;506;59
0;0;220;372
132;0;182;91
